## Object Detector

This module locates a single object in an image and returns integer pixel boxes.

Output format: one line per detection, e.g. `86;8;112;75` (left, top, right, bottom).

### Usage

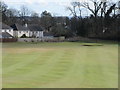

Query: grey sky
3;0;119;16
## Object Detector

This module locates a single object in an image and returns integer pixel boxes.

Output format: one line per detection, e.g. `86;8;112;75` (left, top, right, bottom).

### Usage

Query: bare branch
66;2;78;17
66;7;75;16
81;0;103;17
81;2;95;15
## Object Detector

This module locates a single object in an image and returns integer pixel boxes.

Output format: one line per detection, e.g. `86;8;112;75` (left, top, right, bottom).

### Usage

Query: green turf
2;42;118;88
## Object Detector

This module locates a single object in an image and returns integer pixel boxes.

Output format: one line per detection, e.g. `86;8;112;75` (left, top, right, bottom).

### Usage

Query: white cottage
11;24;30;38
27;24;43;38
11;24;43;38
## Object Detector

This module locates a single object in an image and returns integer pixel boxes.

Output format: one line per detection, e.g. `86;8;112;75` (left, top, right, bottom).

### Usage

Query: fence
0;38;17;42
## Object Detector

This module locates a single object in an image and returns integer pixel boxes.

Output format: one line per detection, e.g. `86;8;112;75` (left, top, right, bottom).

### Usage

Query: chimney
25;23;28;27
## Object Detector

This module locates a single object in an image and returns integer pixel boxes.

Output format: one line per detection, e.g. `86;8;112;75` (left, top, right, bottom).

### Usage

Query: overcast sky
2;0;119;17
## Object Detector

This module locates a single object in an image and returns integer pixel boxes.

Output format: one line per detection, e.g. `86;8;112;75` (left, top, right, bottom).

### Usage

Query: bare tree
66;2;78;17
6;8;19;17
20;5;30;17
77;2;82;18
101;1;107;17
118;1;120;14
0;1;7;12
115;1;120;17
105;4;116;18
5;8;20;25
20;5;30;25
0;1;8;23
82;0;103;18
66;1;82;18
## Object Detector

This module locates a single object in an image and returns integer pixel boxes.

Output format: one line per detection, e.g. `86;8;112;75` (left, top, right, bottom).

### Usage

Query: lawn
2;42;118;88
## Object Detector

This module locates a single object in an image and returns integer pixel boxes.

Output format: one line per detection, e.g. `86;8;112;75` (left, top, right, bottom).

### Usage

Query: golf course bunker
82;43;103;46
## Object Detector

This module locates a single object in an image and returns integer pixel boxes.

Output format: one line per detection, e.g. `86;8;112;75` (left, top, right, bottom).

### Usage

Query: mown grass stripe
2;42;118;88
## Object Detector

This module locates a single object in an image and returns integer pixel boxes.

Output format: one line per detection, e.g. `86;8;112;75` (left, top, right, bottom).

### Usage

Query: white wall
2;29;44;38
17;31;30;37
29;31;43;38
36;31;43;38
13;31;18;37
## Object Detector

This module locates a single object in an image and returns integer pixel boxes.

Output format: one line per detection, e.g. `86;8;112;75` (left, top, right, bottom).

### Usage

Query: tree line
67;0;120;40
0;0;120;40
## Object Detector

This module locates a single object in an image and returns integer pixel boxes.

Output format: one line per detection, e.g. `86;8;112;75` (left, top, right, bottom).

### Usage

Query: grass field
2;42;118;88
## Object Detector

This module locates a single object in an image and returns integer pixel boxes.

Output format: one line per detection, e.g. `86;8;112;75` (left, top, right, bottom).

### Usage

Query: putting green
2;42;118;88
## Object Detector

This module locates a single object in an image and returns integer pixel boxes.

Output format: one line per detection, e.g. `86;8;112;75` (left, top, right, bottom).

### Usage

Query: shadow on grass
82;44;103;46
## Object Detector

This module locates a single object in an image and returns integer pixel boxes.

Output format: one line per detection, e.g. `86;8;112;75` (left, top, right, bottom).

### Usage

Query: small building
0;23;14;36
11;24;43;38
27;24;43;38
11;24;30;38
